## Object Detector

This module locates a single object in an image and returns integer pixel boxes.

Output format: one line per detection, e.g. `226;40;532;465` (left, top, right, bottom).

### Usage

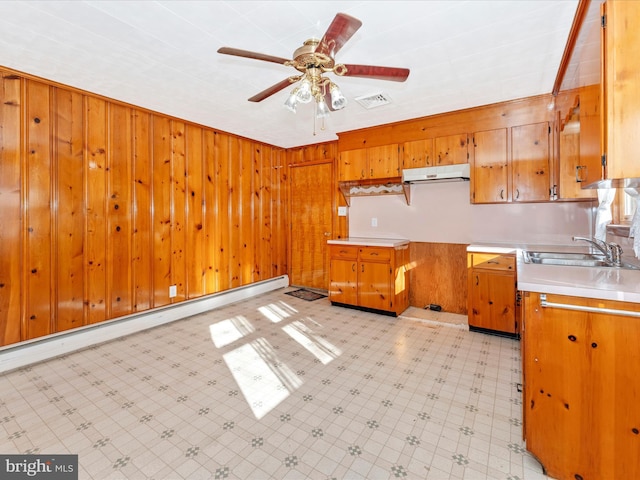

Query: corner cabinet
522;291;640;480
467;252;519;337
328;239;409;316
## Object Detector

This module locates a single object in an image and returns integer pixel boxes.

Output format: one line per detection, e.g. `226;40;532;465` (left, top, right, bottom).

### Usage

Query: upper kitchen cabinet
511;122;552;202
471;123;551;204
402;138;434;169
339;144;399;181
601;0;640;181
434;133;469;165
471;128;508;203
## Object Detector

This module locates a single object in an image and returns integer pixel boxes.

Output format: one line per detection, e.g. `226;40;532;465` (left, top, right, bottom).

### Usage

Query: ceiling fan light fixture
296;78;313;104
330;83;347;110
316;97;330;119
284;90;298;113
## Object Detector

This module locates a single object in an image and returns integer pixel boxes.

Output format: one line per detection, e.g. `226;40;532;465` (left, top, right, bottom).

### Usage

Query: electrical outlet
338;206;347;216
169;285;177;298
371;217;378;227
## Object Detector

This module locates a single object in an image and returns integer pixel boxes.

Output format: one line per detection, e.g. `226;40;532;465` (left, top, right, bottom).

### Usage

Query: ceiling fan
217;13;410;117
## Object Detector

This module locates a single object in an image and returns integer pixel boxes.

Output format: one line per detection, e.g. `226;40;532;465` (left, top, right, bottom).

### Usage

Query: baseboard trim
0;275;289;373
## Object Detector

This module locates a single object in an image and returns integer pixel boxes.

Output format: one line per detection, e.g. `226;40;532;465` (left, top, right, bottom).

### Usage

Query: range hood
402;163;470;183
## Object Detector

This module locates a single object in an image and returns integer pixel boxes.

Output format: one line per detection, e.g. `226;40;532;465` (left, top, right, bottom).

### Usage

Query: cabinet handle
362;264;365;273
575;165;587;182
475;275;479;286
352;263;356;272
500;189;504;200
515;188;520;199
370;168;374;177
540;294;640;318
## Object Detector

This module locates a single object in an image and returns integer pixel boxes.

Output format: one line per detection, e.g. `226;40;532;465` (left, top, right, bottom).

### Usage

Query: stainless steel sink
523;251;640;269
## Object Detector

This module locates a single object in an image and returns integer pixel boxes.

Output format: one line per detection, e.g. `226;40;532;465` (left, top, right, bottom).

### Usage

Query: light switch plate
338;206;347;216
169;285;177;298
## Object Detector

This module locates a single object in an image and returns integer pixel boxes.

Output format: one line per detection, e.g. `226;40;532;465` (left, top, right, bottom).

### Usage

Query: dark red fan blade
248;78;298;102
217;47;290;65
315;13;362;58
341;64;410;82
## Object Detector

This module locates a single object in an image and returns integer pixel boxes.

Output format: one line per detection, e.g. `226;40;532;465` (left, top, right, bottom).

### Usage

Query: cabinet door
434;133;468;165
402;139;434;168
358;260;391;311
603;0;640;180
368;144;399;179
512;122;551;202
469;269;516;333
329;258;358;305
523;292;590;480
339;149;367;181
471;128;508;203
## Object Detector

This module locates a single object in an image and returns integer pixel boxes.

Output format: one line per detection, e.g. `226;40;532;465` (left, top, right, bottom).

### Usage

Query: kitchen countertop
468;243;640;304
327;237;410;248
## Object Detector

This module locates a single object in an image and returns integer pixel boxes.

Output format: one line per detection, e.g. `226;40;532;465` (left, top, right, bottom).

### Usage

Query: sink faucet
572;236;623;266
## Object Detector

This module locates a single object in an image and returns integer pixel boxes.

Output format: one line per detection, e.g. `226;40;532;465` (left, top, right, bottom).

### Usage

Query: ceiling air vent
355;92;392;109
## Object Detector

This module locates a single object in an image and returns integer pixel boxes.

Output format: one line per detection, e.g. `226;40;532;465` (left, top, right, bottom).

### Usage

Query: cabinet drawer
330;245;358;259
470;253;515;271
359;247;392;262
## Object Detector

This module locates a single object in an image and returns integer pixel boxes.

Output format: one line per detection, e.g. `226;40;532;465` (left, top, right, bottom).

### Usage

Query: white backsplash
347;181;595;246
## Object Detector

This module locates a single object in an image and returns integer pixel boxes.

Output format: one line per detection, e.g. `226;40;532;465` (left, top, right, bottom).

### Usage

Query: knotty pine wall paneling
54;88;85;332
132;110;153;312
107;103;134;318
152;115;173;308
85;96;108;325
185;124;205;299
0;73;22;345
25;80;53;340
0;66;289;348
170;120;187;303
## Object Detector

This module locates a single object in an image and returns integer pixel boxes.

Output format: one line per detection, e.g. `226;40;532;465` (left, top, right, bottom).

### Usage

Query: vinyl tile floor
0;287;550;480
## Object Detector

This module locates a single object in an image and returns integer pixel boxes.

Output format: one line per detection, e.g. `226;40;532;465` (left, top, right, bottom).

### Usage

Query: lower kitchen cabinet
467;252;519;337
522;292;640;480
329;242;409;316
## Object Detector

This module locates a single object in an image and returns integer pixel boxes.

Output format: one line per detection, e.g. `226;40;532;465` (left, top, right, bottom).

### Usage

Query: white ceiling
0;1;581;149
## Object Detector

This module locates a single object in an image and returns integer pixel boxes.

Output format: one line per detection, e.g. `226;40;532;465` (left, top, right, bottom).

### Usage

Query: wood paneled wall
0;70;288;347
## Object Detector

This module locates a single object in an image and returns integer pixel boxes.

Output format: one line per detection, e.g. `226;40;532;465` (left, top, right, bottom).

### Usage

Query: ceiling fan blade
217;47;290;65
248;78;297;102
315;13;362;58
341;64;410;82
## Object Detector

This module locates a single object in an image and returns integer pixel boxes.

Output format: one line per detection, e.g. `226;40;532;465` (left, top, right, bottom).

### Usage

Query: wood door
338;149;366;180
290;161;333;290
434;133;468;165
328;258;357;305
402;139;434;168
368;144;399;178
471;128;508;203
511;122;551;202
358;260;391;311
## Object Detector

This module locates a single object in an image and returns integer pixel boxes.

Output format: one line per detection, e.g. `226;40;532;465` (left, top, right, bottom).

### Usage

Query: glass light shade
284;91;298;113
316;98;330;119
296;79;313;104
330;85;347;110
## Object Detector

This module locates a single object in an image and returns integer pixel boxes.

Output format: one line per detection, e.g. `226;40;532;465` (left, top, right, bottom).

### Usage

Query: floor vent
355;92;392;109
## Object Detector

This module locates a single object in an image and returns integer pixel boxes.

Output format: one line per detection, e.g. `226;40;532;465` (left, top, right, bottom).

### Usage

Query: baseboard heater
0;275;289;374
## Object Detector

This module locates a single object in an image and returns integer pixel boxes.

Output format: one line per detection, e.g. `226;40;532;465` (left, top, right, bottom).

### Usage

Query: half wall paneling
0;69;288;347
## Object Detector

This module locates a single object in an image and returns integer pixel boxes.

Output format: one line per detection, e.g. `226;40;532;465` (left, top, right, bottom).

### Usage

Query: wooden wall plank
185;124;205;299
107;103;133;317
0;73;23;345
228;136;242;289
132;109;153;311
54;88;85;332
214;132;230;291
85;96;108;324
171;120;187;302
240;136;255;285
152;115;172;307
203;130;216;294
24;80;53;339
